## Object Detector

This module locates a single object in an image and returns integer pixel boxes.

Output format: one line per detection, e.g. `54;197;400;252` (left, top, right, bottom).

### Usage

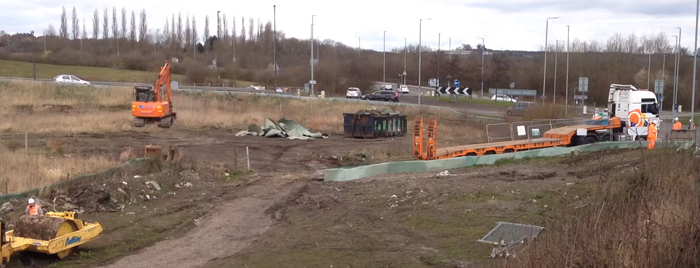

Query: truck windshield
641;98;659;115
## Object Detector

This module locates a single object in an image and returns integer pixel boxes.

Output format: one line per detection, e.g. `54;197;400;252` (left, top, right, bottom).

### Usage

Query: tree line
0;7;697;108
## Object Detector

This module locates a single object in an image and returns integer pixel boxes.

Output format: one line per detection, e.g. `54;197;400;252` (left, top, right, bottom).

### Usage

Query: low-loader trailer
413;84;660;160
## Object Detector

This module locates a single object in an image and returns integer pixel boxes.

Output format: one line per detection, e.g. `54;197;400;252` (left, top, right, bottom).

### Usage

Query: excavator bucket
119;146;136;162
165;146;181;162
144;145;163;159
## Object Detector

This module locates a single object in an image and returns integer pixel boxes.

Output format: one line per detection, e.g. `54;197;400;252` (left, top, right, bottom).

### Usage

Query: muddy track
97;178;308;268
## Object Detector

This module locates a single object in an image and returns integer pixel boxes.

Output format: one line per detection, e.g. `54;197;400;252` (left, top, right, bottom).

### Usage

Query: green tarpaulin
235;118;329;140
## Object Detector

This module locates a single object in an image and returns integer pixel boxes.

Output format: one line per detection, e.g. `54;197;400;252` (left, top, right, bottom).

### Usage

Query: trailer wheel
504;149;515;153
484;151;496;155
583;136;598;144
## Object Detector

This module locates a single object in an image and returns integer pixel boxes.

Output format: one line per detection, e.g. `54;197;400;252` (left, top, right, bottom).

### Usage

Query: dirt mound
13;215;67;240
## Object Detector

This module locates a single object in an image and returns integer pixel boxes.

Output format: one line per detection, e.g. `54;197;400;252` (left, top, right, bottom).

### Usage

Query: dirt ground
0;123;646;268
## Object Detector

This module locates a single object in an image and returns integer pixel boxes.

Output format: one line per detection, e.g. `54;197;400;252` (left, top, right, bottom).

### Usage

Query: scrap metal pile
236;118;329;140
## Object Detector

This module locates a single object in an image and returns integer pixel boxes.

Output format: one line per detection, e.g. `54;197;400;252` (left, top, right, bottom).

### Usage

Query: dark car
361;91;399;102
506;102;535;116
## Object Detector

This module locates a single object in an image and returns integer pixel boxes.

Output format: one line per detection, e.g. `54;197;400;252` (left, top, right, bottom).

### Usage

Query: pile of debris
354;108;400;116
235;118;329;140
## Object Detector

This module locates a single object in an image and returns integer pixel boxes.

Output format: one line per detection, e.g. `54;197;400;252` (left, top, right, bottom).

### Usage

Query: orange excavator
131;61;176;128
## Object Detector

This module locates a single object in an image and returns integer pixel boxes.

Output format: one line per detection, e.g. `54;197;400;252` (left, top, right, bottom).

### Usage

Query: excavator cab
131;61;176;128
134;86;155;102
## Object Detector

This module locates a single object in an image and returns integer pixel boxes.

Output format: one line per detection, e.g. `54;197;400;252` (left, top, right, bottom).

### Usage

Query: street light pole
310;20;314;91
448;37;451;61
438;33;441;87
273;5;277;90
554;40;559;104
647;52;652;89
565;25;570;114
543;16;559;102
675;27;682;117
383;30;387;83
690;0;698;123
418;17;431;105
480;37;484;97
358;37;361;58
673;34;678;118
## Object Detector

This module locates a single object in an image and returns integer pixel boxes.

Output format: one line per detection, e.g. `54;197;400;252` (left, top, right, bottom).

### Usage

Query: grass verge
0;60;186;82
427;96;515;107
0;80;487;139
509;148;700;268
0;145;117;193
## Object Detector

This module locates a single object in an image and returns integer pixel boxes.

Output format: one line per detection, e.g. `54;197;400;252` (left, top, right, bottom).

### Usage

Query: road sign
304;83;309;92
659;95;664;101
403;71;407;76
540;95;546;100
310;59;318;66
428;78;438;87
573;95;588;100
309;80;316;85
578;77;589;92
435;87;472;95
454;80;460;87
509;82;515;89
654;79;664;94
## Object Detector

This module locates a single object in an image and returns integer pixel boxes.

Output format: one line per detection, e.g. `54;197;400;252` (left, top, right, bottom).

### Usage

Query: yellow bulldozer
0;211;103;265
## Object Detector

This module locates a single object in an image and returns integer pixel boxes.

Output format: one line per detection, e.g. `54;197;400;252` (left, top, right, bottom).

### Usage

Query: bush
509;148;700;268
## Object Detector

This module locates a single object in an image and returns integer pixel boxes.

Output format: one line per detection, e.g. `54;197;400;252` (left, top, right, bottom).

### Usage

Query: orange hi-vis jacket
26;204;40;215
648;124;658;141
673;121;682;130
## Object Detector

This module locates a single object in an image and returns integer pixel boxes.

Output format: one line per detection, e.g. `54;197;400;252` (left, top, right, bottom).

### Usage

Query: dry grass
520;103;573;121
509;148;700;268
0;80;486;137
0;146;117;194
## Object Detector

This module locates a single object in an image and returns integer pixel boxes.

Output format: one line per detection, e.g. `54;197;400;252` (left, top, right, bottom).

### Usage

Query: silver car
346;87;362;98
53;74;91;85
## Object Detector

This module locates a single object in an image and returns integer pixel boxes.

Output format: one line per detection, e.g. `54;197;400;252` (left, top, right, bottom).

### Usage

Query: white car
380;84;393;90
248;85;262;90
346;87;362;98
399;85;409;94
490;94;517;102
53;74;90;85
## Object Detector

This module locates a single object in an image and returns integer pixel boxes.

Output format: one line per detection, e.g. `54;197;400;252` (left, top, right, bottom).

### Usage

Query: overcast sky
1;0;698;52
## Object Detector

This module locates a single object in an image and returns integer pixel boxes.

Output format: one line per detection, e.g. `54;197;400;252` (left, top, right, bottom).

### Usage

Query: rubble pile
235;118;329;140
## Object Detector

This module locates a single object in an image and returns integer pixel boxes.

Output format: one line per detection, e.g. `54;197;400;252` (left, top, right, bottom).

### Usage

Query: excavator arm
153;61;171;103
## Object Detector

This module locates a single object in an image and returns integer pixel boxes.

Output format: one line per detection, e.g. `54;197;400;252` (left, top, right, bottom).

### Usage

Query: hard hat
28;198;35;204
674;117;679;121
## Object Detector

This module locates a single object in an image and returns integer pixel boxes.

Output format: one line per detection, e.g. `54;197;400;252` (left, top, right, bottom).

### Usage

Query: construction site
0;67;698;268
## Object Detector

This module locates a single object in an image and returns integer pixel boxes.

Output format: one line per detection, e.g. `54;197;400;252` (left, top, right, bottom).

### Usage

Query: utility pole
418;18;431;105
358;37;361;58
565;25;570;114
310;20;314;94
675;27;682;118
273;5;277;90
31;31;36;81
673;34;679;118
438;33;441;87
690;0;698;123
481;37;485;97
217;11;221;38
448;37;451;61
543;17;559;102
404;37;407;85
554;40;559;104
383;31;387;83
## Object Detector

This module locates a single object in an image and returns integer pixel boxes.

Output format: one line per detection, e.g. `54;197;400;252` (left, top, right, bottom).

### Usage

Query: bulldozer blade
144;145;163;159
165;146;182;162
119;146;136;162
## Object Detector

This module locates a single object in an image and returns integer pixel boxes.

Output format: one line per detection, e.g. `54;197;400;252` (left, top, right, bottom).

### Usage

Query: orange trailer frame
413;116;622;160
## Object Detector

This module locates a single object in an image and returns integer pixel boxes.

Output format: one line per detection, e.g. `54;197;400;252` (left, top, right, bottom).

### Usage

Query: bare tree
139;9;148;43
163;17;170;44
45;24;57;36
185;15;191;48
129;10;136;42
112;7;118;40
192;16;198;45
92;9;99;39
60;6;68;39
121;8;127;40
71;6;79;40
222;13;228;42
82;18;87;40
171;14;175;44
248;18;254;43
103;8;109;39
204;15;209;44
240;17;246;42
177;13;183;47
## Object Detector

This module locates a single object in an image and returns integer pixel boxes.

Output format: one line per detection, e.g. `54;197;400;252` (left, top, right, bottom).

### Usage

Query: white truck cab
607;84;660;140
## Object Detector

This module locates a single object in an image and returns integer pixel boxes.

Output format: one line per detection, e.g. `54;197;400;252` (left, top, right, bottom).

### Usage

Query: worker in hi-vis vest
647;122;658;150
673;117;682;130
25;198;44;216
